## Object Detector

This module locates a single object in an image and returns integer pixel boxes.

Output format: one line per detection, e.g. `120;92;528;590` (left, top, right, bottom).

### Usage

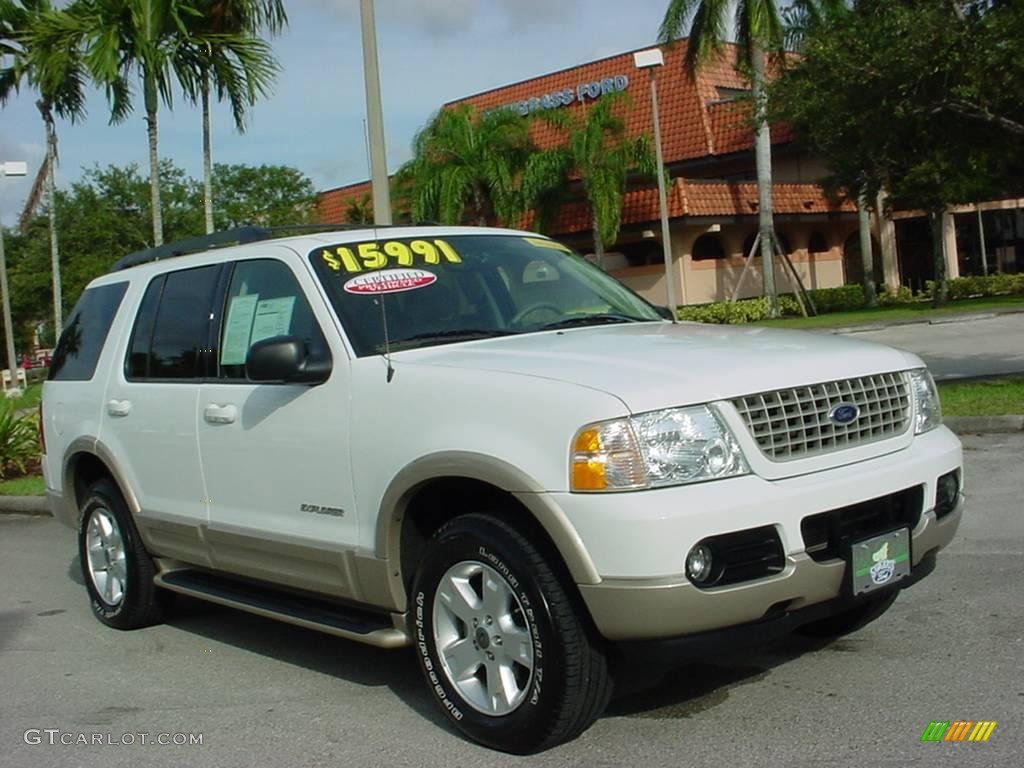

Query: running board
155;569;410;649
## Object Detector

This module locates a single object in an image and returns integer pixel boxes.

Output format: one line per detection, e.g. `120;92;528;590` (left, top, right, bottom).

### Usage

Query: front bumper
556;426;963;641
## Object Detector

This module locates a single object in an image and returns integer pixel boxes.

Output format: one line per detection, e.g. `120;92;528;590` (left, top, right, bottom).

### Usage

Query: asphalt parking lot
1;433;1020;768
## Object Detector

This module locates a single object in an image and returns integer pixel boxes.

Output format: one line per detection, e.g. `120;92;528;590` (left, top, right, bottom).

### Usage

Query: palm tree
660;0;785;316
344;193;373;225
50;0;273;247
185;1;285;234
400;104;535;226
0;0;89;335
524;94;656;268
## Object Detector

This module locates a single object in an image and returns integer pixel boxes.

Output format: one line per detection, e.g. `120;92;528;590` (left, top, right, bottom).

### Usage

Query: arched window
692;234;726;261
808;231;829;254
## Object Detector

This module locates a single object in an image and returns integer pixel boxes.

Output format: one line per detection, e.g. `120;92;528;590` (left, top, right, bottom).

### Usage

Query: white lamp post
360;0;392;225
1;160;28;394
634;48;680;315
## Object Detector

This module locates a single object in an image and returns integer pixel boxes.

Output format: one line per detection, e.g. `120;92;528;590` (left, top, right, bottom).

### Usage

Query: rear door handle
203;404;238;425
106;399;132;417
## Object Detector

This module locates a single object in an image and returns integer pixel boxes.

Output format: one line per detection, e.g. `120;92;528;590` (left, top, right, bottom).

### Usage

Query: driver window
218;259;328;380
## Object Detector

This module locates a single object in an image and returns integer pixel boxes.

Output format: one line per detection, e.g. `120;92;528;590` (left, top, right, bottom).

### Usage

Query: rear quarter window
48;282;129;382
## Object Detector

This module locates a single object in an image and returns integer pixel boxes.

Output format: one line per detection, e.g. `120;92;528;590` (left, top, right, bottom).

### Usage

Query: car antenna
380;293;395;383
369;223;394;383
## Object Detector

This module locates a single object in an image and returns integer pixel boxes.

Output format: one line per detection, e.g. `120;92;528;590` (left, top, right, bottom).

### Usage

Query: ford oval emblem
829;403;860;426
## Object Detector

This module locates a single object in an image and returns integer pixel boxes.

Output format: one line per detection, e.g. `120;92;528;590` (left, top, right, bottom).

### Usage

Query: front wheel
411;513;611;753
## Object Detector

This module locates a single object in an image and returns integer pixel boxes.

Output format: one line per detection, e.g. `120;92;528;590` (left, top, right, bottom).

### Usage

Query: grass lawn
753;295;1024;330
0;474;45;496
938;378;1024;417
11;383;42;410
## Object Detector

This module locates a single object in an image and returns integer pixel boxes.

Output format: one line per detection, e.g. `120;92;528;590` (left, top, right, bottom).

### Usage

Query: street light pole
1;161;28;393
634;49;680;316
360;0;392;225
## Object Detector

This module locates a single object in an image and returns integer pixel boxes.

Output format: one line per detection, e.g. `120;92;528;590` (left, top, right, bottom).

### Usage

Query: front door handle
107;399;132;417
203;404;238;425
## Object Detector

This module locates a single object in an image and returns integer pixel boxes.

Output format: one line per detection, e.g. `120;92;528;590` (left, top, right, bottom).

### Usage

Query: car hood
398;322;922;413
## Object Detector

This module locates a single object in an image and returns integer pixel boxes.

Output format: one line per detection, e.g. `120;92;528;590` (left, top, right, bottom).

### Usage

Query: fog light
686;543;714;584
935;470;960;519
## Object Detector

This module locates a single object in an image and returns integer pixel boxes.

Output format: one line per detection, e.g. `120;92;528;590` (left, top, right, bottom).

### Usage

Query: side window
126;265;221;380
49;282;129;382
218;259;329;380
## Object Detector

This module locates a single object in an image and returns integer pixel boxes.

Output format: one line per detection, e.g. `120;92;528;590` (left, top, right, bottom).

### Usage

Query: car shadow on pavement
607;633;837;720
161;593;458;735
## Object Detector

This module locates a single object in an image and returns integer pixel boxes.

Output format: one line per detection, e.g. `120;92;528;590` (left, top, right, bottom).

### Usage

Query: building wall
610;220;853;306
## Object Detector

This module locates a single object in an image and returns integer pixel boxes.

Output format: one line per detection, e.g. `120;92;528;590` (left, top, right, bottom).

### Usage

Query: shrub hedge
676;274;1024;324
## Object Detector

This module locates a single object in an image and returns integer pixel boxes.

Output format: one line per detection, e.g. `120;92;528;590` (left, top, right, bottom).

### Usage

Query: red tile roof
314;41;828;234
447;40;789;164
549;179;854;235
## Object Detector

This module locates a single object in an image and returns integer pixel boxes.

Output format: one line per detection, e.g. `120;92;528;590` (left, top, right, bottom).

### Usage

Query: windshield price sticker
321;239;462;273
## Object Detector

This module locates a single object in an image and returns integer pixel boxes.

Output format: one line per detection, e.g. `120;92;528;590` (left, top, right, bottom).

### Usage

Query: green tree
782;0;878;308
5;161;314;348
524;94;656;267
183;0;285;234
399;104;535;226
211;163;315;228
771;0;1023;306
0;0;89;334
659;0;785;315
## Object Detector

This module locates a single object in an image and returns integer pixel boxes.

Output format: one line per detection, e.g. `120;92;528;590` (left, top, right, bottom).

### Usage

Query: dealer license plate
850;528;911;596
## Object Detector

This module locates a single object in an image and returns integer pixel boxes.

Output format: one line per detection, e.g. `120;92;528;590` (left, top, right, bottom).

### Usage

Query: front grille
732;372;911;461
801;485;924;562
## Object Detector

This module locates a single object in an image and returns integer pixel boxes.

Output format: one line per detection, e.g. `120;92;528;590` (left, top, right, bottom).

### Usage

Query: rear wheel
78;479;167;629
797;591;899;638
411;513;611;753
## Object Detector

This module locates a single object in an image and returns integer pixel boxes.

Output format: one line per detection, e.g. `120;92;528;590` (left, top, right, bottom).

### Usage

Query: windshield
308;233;663;356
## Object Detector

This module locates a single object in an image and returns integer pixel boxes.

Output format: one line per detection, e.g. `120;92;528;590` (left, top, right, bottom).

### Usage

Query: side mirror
246;336;332;385
653;305;676;321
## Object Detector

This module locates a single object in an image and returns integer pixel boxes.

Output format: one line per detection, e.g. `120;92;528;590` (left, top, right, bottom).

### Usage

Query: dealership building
316;41;1024;307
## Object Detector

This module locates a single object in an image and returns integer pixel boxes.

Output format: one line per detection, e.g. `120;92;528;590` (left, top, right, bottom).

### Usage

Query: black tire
411;513;612;754
78;479;167;630
797;590;899;639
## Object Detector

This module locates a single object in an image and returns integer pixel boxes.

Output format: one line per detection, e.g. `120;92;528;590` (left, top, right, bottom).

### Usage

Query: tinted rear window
49;282;129;382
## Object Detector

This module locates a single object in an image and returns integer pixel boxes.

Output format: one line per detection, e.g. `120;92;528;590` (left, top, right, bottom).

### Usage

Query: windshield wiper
535;313;651;331
386;329;516;350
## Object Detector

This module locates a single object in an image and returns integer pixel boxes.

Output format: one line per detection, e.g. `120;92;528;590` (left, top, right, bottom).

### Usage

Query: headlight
909;368;942;434
571;405;749;492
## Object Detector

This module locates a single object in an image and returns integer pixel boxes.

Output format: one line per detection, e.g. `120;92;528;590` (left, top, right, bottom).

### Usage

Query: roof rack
110;223;417;272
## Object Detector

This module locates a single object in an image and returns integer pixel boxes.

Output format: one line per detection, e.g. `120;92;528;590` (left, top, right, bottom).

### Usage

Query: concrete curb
0;495;49;516
828;307;1024;335
945;415;1024;434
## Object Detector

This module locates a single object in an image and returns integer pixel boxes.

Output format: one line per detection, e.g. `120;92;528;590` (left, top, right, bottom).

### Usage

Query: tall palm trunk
592;218;605;269
857;192;877;307
930;209;948;308
202;77;214;234
751;42;778;318
39;102;63;334
144;75;164;246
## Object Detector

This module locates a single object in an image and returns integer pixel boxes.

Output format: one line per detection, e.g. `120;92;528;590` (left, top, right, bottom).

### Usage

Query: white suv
42;226;963;753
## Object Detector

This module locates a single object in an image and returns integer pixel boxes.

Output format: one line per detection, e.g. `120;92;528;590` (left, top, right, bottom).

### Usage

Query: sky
0;0;674;225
